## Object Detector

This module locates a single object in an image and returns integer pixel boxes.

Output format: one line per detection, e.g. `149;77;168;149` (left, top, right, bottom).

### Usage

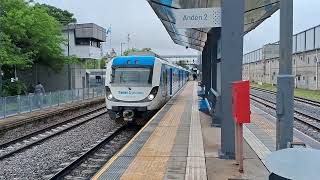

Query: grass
251;82;320;102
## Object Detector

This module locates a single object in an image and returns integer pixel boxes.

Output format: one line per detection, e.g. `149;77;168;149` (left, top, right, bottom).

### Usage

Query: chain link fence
0;87;105;119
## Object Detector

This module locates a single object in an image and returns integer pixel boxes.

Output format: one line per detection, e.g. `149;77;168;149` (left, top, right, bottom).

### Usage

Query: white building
243;24;320;90
62;23;106;60
19;23;107;91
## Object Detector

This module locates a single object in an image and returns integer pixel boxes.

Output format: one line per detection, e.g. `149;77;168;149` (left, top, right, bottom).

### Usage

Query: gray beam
276;0;294;150
219;0;244;159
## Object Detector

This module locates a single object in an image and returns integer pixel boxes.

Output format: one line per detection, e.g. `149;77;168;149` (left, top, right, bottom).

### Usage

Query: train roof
112;56;189;71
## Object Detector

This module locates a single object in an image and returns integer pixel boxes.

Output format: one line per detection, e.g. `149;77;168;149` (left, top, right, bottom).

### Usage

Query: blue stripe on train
112;56;155;66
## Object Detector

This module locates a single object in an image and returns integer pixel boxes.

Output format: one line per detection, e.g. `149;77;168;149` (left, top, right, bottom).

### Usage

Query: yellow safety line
92;82;190;180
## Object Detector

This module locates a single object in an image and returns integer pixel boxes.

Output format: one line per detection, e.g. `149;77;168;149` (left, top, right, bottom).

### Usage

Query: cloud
244;0;320;54
35;0;198;56
35;0;320;55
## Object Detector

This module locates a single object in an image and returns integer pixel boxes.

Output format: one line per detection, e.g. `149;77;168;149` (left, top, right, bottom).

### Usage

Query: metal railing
0;87;105;119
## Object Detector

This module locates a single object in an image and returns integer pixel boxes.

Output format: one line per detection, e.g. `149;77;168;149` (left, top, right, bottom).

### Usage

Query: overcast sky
35;0;320;55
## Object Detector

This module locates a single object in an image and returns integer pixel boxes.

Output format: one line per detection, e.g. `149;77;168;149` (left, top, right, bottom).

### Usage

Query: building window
75;38;101;48
96;76;102;83
315;57;318;63
314;76;317;81
303;76;305;80
293;59;295;64
298;76;300;81
75;38;90;45
307;57;310;64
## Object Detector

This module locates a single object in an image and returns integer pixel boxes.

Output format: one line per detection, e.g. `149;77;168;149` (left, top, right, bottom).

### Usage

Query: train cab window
112;68;152;85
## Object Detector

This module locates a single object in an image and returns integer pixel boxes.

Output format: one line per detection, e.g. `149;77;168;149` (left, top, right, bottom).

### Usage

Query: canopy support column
219;0;244;159
276;0;294;150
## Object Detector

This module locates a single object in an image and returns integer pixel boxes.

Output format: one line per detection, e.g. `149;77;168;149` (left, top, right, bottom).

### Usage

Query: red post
232;80;250;173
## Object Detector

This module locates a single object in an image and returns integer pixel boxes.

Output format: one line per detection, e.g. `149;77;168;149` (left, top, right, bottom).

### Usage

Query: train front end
105;56;161;122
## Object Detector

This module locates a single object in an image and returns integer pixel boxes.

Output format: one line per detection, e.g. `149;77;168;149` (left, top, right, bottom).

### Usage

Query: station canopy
148;0;279;51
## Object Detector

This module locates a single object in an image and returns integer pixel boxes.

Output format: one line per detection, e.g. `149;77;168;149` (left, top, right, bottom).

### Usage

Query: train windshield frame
111;67;153;86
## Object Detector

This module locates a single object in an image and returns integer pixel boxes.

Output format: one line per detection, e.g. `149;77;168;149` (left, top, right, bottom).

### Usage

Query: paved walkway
93;82;271;180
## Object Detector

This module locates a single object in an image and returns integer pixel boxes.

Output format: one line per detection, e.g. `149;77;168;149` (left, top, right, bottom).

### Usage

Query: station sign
174;8;221;29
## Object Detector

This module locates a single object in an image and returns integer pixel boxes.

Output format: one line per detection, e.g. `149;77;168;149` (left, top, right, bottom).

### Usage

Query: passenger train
105;56;189;123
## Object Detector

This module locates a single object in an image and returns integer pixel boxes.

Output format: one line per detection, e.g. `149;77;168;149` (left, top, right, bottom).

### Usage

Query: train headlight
148;94;155;100
107;94;113;100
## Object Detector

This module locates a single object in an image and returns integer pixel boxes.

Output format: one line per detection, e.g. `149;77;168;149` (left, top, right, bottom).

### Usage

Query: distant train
105;56;189;123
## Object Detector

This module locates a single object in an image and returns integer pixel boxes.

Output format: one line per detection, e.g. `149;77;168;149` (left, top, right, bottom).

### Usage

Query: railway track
250;94;320;132
251;86;320;107
0;106;107;161
46;124;138;180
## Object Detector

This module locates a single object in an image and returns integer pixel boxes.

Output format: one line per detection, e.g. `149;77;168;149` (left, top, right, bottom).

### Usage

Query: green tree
176;60;189;70
35;3;77;25
123;48;153;56
0;0;67;70
0;0;74;96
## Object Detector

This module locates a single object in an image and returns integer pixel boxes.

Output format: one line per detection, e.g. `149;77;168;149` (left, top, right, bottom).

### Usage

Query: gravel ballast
0;113;118;179
0;103;105;145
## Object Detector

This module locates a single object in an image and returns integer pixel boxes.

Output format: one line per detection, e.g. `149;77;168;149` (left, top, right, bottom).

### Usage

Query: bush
3;80;28;96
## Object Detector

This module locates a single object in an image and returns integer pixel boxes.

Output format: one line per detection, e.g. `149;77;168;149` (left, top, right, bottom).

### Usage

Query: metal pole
201;45;207;95
120;43;123;56
127;34;130;50
0;66;2;97
4;97;6;118
316;50;319;89
206;36;213;93
276;0;294;150
67;24;72;90
18;95;21;114
0;3;2;97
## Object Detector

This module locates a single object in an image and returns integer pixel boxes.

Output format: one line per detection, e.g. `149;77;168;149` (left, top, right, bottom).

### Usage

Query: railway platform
0;97;104;131
92;81;271;180
245;105;320;162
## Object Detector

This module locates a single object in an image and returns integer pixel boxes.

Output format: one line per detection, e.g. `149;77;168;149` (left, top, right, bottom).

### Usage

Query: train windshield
112;68;152;85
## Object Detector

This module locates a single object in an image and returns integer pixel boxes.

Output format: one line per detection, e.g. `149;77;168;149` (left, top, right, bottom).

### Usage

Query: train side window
162;65;167;85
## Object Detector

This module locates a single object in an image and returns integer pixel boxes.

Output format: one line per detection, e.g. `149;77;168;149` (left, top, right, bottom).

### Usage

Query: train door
169;68;173;96
161;66;168;97
177;70;181;88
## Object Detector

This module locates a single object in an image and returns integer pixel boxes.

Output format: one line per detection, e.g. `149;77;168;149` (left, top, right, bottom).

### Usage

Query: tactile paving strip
185;82;207;180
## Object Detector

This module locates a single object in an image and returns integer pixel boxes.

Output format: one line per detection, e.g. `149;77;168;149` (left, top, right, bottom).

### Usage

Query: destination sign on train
174;8;221;28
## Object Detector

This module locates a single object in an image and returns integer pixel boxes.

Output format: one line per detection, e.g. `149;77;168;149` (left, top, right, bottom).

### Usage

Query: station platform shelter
93;81;320;180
